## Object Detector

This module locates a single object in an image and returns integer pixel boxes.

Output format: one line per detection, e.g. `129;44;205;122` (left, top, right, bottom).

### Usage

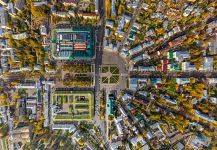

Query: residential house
34;64;41;71
128;29;136;41
52;123;76;133
7;2;16;17
117;14;131;36
71;131;82;144
0;107;7;124
138;66;156;71
15;0;26;12
132;22;140;30
152;12;164;20
54;11;70;17
207;78;217;84
202;57;213;71
114;116;124;137
176;78;190;85
130;136;149;149
168;36;187;48
0;6;10;29
189;122;204;131
182;62;196;71
131;54;150;64
61;0;77;6
126;0;139;8
94;0;98;13
106;20;114;28
173;26;181;34
188;134;211;149
9;68;20;73
122;93;133;102
146;29;156;37
138;91;148;97
183;5;194;17
20;66;31;71
111;0;116;16
120;50;129;58
119;107;127;118
209;97;217;104
129;41;153;55
142;40;154;48
33;0;48;6
129;44;143;55
173;142;185;150
129;78;147;91
195;110;215;122
40;25;47;36
110;141;122;150
207;20;217;29
105;28;110;37
0;0;7;6
167;63;181;71
12;32;28;40
168;30;174;37
161;60;168;71
142;3;149;10
160;94;177;105
173;51;190;62
15;81;36;89
78;12;98;19
0;39;12;50
146;122;166;141
150;78;162;85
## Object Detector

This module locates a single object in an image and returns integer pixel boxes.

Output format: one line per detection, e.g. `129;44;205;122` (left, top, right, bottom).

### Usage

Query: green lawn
110;75;119;84
54;115;73;120
52;91;94;121
102;77;109;84
110;66;119;74
75;105;89;109
101;66;109;73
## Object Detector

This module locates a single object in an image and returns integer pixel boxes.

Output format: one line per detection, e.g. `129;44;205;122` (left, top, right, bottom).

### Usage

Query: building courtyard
51;90;94;121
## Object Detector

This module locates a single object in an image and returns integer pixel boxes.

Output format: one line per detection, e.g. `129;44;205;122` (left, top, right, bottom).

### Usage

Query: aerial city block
0;0;217;149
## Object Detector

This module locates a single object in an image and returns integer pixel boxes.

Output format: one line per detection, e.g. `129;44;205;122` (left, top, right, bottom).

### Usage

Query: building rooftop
51;26;95;60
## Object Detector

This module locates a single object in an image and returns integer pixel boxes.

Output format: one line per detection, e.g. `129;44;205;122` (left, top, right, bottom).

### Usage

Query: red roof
162;60;168;71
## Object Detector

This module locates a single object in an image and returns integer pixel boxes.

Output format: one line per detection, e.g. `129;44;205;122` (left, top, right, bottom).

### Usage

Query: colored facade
51;26;95;60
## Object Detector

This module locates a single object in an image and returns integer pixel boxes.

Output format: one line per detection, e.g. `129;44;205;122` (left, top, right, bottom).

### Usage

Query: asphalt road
93;0;107;143
130;71;217;78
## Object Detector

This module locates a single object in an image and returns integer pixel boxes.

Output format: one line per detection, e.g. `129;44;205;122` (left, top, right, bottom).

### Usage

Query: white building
188;134;211;149
12;32;28;40
203;57;213;71
52;124;76;133
207;78;217;84
176;78;190;85
182;62;196;71
114;116;124;137
174;51;189;62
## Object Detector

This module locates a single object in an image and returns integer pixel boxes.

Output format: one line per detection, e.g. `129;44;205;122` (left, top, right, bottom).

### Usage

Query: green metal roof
169;51;174;59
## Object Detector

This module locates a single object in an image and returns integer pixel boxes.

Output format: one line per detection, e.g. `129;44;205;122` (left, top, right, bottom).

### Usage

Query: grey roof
15;0;26;11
